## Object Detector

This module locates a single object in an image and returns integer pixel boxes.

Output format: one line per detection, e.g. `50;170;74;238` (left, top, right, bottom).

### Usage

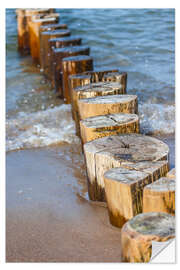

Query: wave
6;103;175;152
6;104;80;152
139;103;175;135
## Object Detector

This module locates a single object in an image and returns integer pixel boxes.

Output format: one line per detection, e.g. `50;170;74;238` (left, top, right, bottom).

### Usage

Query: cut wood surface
49;36;82;84
143;177;175;215
28;15;59;63
39;23;68;36
16;8;54;53
84;134;169;201
103;71;127;93
166;168;175;179
52;46;90;94
80;113;140;144
121;212;175;262
40;29;71;73
62;55;93;104
72;82;125;135
104;161;169;227
83;68;119;83
78;94;138;120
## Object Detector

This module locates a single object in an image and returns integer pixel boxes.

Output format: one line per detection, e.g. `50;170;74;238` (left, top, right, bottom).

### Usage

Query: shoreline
6;133;175;262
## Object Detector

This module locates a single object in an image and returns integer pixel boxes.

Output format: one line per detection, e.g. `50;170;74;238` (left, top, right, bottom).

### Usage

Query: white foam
6;104;80;152
6;103;175;152
139;103;175;135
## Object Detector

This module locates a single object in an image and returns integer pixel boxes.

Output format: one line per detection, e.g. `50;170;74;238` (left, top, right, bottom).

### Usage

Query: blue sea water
6;8;175;151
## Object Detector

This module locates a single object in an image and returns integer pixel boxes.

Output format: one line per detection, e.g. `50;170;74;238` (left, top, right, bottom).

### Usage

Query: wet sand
6;144;123;262
6;135;175;262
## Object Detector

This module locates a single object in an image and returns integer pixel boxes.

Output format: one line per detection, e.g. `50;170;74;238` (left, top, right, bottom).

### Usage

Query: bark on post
62;55;94;104
166;168;175;179
83;134;169;201
104;161;169;227
78;94;138;120
51;46;90;93
80;113;140;144
28;14;60;63
103;71;127;94
39;29;71;72
49;36;82;84
72;82;125;135
16;8;54;54
121;212;175;262
143;177;175;215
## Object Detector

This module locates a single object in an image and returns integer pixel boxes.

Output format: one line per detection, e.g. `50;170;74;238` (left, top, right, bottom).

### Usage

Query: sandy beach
6;134;175;262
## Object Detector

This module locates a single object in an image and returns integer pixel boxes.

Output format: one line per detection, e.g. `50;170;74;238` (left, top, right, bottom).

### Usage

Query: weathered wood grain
62;55;93;104
143;177;175;215
121;212;175;262
28;14;59;63
72;82;125;135
51;46;90;95
84;134;169;201
40;29;70;72
103;71;127;93
80;113;140;144
78;94;138;120
104;161;169;227
16;8;54;54
49;36;82;84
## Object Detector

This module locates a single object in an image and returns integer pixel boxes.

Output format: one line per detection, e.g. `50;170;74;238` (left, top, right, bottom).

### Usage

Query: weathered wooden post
83;68;119;82
121;212;175;262
51;46;90;93
62;55;94;103
143;177;175;215
16;8;54;54
71;82;125;135
78;94;138;120
80;113;140;144
104;161;169;227
83;134;169;201
28;14;60;63
103;71;127;93
49;36;82;84
68;68;120;97
40;29;71;72
39;23;68;36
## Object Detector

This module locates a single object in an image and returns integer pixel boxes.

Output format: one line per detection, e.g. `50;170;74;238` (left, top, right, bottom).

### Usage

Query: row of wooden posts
16;8;175;263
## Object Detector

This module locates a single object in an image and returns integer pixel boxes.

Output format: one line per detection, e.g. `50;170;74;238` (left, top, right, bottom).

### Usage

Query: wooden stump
167;168;175;179
69;68;119;94
103;71;127;93
28;15;59;63
80;113;140;144
143;177;175;215
78;94;138;120
69;74;91;114
121;212;175;262
49;36;82;83
16;8;54;54
72;82;125;135
104;161;169;227
39;23;68;36
39;29;71;72
83;134;169;201
62;55;93;104
51;46;90;94
83;68;119;83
